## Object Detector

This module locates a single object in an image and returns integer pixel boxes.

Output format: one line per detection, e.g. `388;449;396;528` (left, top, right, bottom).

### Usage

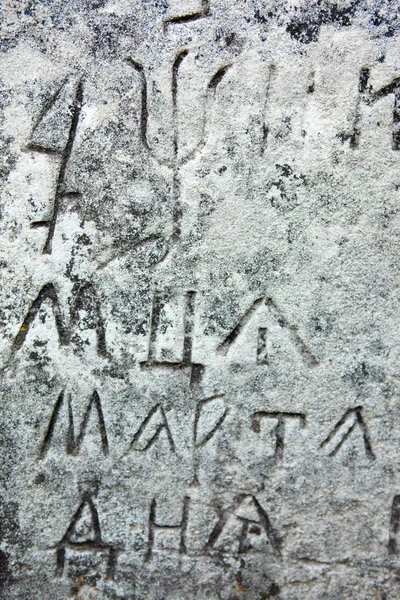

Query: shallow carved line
252;411;306;463
31;76;70;135
265;298;318;367
74;391;109;456
257;327;268;364
39;391;74;459
389;495;400;555
31;78;84;254
164;0;210;27
183;291;196;365
261;64;275;154
217;297;264;355
194;394;227;448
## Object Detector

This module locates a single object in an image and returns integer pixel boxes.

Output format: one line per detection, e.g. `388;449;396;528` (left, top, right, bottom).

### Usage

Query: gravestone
0;1;400;598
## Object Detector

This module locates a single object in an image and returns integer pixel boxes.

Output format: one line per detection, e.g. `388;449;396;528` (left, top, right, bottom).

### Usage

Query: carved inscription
27;45;228;259
54;493;121;580
48;489;400;579
251;412;306;462
8;288;321;373
40;390;109;458
145;496;190;561
24;54;400;265
130;405;176;454
353;68;400;150
53;491;282;575
205;495;281;556
141;290;205;387
127;55;230;252
129;395;227;458
319;407;375;459
194;395;227;448
147;495;280;560
217;296;318;366
12;283;106;357
257;327;268;364
29;78;83;254
37;390;377;464
7;18;399;593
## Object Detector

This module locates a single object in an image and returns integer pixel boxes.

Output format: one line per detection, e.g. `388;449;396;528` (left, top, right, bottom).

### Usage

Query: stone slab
1;1;400;598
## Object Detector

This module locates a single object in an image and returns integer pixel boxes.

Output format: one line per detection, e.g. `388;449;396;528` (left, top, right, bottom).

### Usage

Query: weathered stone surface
1;1;400;598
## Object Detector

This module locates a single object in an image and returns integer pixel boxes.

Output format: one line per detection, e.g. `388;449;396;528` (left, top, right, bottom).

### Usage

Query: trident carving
127;51;231;255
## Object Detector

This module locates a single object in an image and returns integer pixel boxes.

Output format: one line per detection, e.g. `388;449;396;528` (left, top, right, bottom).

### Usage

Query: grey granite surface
1;1;400;598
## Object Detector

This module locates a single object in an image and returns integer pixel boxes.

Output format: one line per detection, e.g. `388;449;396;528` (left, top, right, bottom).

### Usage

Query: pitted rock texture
1;1;400;598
